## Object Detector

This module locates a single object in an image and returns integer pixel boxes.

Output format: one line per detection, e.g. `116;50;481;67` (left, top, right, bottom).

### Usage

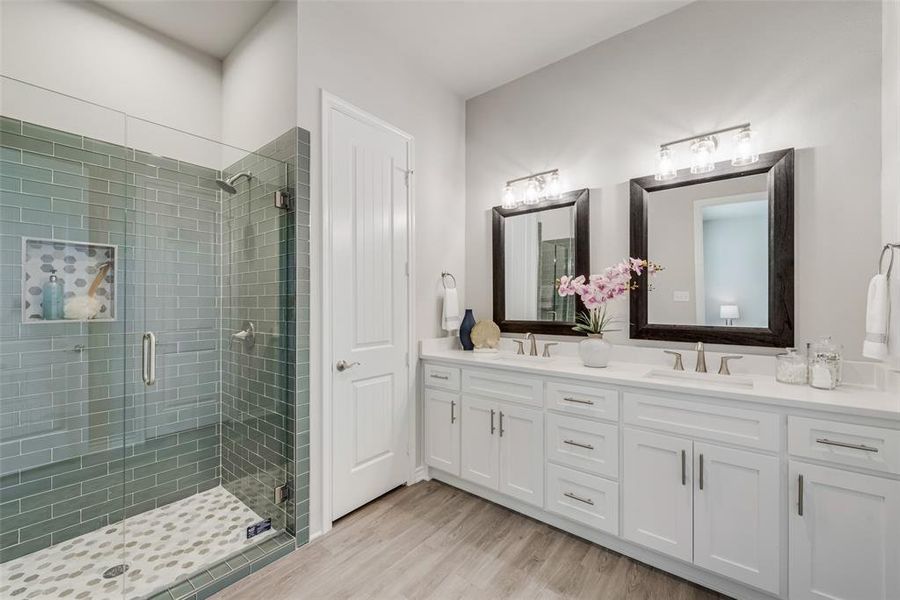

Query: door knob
336;360;360;372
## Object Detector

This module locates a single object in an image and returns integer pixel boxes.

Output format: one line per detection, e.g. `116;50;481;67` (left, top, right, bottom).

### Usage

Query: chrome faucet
694;342;707;373
523;332;538;356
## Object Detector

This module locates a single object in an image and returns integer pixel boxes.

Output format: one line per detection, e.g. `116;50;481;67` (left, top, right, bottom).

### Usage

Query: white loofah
64;295;101;320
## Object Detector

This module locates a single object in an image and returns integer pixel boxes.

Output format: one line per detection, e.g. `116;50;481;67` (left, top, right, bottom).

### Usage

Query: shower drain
102;564;129;579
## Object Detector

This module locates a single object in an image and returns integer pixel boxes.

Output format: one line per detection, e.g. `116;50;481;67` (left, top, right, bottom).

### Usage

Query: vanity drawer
546;413;618;478
462;368;542;407
546;463;619;535
424;364;460;391
623;392;779;451
544;380;619;421
789;417;900;475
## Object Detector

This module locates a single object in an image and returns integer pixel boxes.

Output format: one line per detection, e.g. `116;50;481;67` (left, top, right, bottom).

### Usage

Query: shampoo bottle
42;269;64;320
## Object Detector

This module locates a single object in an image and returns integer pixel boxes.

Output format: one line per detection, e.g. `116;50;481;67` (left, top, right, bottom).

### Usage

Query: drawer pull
681;449;686;486
815;438;879;453
490;409;496;435
499;411;505;437
563;439;594;450
430;374;450;380
698;453;704;490
563;491;594;506
563;396;594;405
798;474;804;516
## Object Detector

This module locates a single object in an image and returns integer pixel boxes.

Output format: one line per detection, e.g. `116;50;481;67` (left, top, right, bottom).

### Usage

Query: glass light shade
546;171;562;197
654;147;677;181
501;184;517;209
690;136;717;174
732;127;759;166
523;178;540;205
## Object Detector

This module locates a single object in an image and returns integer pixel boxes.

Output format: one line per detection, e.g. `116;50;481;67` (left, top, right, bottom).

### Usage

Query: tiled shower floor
0;486;277;600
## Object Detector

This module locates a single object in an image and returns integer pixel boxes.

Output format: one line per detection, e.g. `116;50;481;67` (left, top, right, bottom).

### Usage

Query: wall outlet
673;291;690;302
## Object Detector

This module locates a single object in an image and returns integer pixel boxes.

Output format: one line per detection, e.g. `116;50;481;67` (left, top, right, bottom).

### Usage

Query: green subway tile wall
0;116;310;570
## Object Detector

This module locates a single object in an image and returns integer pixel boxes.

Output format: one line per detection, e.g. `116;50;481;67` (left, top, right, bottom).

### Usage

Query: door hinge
405;352;409;367
405;262;409;277
404;169;414;186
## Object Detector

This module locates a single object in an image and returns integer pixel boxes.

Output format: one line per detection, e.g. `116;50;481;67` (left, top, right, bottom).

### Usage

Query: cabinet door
424;388;460;476
623;428;693;561
460;396;499;490
790;461;900;600
498;403;544;507
693;443;780;594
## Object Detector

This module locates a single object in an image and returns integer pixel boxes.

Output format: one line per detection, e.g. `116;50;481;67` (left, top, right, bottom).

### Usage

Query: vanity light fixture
654;123;759;179
501;168;561;207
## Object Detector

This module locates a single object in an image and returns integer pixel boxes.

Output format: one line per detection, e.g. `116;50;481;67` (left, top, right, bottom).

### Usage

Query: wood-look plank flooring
213;480;730;600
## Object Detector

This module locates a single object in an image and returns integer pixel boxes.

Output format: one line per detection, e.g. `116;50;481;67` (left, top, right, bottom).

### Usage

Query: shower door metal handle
142;332;157;386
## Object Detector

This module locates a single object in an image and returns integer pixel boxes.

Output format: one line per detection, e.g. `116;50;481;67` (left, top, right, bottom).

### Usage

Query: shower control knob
336;360;360;372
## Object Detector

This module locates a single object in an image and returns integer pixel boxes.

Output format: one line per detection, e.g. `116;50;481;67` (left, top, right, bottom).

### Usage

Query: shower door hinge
274;189;291;210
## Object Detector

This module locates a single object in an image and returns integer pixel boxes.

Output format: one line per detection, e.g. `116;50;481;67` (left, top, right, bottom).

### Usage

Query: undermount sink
644;368;755;389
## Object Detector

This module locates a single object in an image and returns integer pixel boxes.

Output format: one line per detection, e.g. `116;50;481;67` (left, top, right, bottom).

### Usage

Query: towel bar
879;243;899;279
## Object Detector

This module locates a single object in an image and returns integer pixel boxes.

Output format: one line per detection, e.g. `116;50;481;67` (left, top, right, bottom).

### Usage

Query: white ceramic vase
579;334;611;368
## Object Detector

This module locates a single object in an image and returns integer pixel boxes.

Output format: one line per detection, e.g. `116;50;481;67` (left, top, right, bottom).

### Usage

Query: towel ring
441;272;457;289
879;243;898;279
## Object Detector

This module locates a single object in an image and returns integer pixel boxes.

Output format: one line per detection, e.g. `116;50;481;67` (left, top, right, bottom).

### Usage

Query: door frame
318;90;417;535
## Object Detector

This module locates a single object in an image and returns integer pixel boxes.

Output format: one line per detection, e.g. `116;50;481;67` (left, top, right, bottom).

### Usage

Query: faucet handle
664;350;684;371
718;355;743;375
542;342;558;358
513;340;525;355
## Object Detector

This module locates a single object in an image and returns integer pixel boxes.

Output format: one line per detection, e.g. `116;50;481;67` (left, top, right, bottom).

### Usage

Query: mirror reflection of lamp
720;304;740;326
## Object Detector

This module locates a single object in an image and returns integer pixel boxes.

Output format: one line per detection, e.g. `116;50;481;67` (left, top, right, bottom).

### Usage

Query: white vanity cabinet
788;416;900;600
420;356;900;600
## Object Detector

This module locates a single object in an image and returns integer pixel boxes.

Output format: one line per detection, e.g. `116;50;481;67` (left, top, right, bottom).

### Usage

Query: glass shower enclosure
0;77;300;599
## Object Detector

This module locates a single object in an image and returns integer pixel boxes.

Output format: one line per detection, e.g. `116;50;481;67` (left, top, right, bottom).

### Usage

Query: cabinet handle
563;439;594;450
798;474;804;516
681;449;686;486
698;453;704;490
815;438;879;453
430;373;450;380
564;491;594;506
490;409;495;435
450;400;456;424
563;396;594;406
499;411;505;437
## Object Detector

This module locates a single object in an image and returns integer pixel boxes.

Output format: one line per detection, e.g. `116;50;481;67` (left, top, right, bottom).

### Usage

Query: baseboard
430;470;782;600
411;465;430;483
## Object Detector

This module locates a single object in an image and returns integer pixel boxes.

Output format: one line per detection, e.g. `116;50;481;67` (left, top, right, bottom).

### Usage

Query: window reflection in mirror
503;205;576;322
647;173;768;328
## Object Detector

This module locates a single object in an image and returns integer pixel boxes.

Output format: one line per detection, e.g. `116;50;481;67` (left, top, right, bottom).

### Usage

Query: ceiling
333;1;692;98
92;0;690;97
93;0;276;59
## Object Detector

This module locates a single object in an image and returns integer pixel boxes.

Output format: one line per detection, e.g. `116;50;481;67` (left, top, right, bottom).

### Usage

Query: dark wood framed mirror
630;148;794;347
493;188;589;335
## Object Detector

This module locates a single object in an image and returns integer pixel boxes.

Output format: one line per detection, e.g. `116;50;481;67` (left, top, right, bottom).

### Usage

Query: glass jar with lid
807;336;842;390
776;347;807;384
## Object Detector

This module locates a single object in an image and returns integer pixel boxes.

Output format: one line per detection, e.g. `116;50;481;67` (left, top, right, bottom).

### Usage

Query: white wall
299;1;466;537
221;1;297;153
884;0;900;372
0;0;223;152
466;0;883;360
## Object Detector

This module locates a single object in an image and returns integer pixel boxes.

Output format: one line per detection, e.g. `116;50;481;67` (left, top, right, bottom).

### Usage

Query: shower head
215;171;252;194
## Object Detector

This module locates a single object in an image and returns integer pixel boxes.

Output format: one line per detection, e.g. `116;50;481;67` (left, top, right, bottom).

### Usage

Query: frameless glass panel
123;116;295;597
0;76;130;599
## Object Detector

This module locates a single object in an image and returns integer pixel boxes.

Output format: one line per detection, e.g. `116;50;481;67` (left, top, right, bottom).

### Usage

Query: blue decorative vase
459;309;476;351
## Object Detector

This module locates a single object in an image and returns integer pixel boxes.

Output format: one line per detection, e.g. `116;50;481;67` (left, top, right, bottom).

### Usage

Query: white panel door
498;403;544;507
693;442;780;594
790;461;900;600
330;103;410;520
623;428;693;562
424;388;460;476
460;396;499;490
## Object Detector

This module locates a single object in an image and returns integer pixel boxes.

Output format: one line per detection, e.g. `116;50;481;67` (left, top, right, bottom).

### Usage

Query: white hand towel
442;287;461;332
889;273;900;367
862;273;889;360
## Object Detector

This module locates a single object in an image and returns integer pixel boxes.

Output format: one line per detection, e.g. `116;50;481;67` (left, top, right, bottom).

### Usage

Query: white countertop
420;345;900;423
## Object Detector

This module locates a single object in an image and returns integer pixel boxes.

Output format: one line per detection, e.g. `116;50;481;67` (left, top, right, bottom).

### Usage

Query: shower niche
21;237;117;323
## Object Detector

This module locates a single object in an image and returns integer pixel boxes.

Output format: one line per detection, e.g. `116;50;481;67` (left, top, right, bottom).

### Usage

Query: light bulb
654;147;677;181
546;171;561;197
501;184;517;209
690;136;717;174
732;127;758;166
524;178;540;205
